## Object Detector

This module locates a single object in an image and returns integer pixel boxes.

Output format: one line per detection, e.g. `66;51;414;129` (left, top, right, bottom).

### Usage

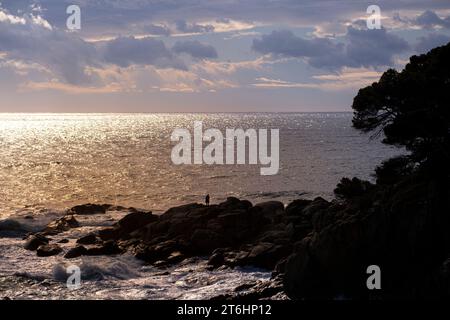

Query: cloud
172;40;218;59
252;30;339;60
414;10;450;29
1;1;450;100
2;1;450;40
175;20;214;34
415;33;450;53
0;6;188;87
193;58;267;75
393;10;450;30
253;67;383;91
101;36;186;69
252;27;409;70
141;24;172;36
0;7;98;85
253;77;318;89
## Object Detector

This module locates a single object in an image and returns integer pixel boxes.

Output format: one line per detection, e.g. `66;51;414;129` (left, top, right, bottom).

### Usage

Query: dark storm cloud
394;10;450;30
101;36;186;69
3;0;450;37
414;10;450;29
172;40;218;59
252;27;410;70
0;9;188;85
415;33;450;54
0;13;98;84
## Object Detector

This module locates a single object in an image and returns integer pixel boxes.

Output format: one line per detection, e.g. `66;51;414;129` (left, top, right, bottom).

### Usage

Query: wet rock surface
36;244;63;257
21;178;450;300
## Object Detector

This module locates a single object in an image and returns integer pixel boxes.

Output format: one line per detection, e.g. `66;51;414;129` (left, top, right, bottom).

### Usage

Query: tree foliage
352;42;450;176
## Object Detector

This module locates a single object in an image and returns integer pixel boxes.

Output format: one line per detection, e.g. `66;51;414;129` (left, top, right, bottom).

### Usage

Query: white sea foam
0;207;273;300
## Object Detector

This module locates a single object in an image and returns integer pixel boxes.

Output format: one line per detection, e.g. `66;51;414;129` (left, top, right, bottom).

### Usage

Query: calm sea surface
0;113;402;217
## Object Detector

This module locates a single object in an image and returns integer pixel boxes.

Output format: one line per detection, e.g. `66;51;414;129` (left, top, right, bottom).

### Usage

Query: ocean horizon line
0;111;353;115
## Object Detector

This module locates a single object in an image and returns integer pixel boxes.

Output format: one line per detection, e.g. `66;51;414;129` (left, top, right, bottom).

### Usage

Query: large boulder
236;242;292;270
134;240;180;263
162;203;205;220
115;211;157;236
97;228;120;241
254;201;284;214
285;199;312;216
282;177;450;300
24;234;49;251
85;241;122;256
0;219;28;237
36;244;63;257
67;204;110;215
438;258;450;297
218;197;252;211
283;238;329;298
64;245;88;259
43;215;79;235
190;229;227;254
76;233;98;245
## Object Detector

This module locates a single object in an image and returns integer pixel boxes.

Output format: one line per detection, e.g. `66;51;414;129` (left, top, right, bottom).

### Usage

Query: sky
1;0;450;112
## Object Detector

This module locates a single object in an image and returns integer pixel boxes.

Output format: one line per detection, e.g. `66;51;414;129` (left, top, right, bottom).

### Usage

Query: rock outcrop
22;177;450;299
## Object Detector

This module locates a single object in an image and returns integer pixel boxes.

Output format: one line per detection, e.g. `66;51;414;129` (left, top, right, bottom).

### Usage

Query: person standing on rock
205;194;210;206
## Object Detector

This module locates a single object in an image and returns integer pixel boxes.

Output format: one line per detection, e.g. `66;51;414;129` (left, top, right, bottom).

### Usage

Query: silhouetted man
205;194;210;206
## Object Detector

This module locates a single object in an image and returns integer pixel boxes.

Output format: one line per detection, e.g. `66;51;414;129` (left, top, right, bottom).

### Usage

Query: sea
0;113;403;299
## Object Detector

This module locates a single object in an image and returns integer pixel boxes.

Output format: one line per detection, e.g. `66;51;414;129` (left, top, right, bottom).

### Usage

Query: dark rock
219;197;252;211
283;238;323;298
190;229;227;254
154;251;186;268
162;203;205;220
438;258;450;297
219;197;241;207
0;219;23;230
57;239;69;244
302;197;330;217
0;219;29;237
254;201;284;214
234;282;257;292
115;211;157;236
76;233;98;245
237;242;292;270
97;228;120;241
42;215;79;235
208;250;226;268
273;258;287;277
281;174;450;300
85;241;122;256
36;244;63;257
257;229;292;244
211;277;286;300
215;212;246;229
253;201;285;224
64;245;88;259
134;240;179;263
67;204;110;215
238;277;285;300
24;234;49;251
285;199;312;216
167;218;197;237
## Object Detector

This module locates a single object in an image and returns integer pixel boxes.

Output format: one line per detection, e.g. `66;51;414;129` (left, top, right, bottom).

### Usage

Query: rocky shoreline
13;171;450;300
20;199;296;299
